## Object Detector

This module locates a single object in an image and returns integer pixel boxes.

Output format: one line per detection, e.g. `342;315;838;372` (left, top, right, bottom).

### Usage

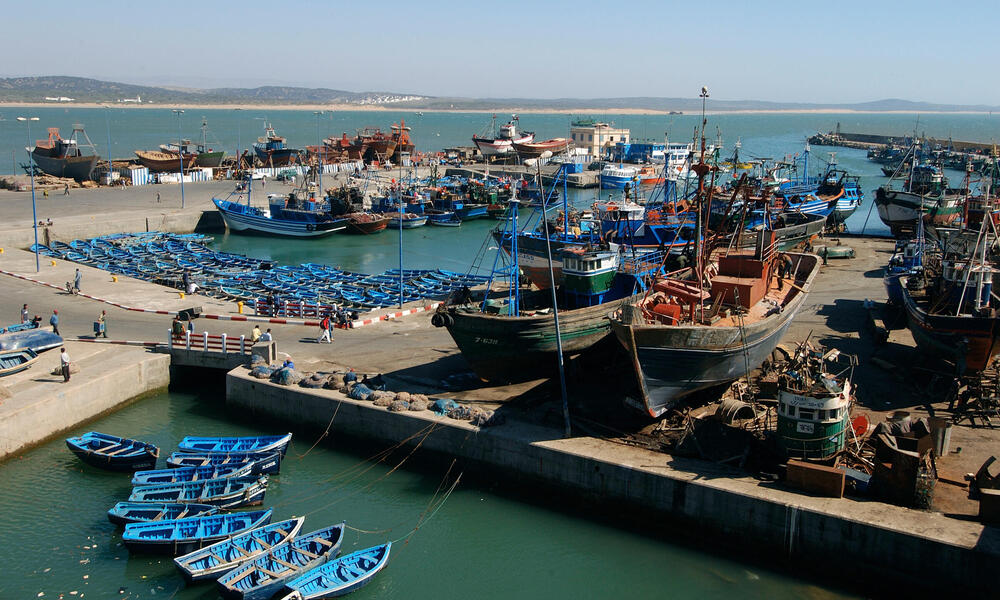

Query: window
798;409;815;421
610;136;614;142
589;135;593;141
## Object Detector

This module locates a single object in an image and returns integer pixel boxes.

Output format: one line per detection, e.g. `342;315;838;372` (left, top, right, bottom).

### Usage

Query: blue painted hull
175;517;305;583
0;329;63;353
107;502;219;526
165;451;282;474
177;433;292;456
281;543;391;599
66;432;159;472
123;510;272;556
215;200;346;238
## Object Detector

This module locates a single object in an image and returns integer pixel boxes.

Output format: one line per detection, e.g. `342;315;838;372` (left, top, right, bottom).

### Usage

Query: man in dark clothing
60;347;71;382
182;270;191;291
63;183;70;196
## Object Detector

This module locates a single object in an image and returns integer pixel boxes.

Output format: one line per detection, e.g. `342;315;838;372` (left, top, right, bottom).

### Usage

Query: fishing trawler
30;125;100;181
213;180;348;238
161;119;226;167
473;115;534;157
876;163;962;236
776;342;854;460
253;124;302;167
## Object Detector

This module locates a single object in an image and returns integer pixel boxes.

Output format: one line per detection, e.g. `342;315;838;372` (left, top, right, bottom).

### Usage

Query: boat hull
875;188;962;236
123;510;272;556
31;152;98;182
165;451;282;474
436;294;639;384
196;151;226;168
215;200;346;238
135;151;199;172
611;253;819;417
253;147;300;167
107;502;219;526
0;329;63;353
901;281;1000;372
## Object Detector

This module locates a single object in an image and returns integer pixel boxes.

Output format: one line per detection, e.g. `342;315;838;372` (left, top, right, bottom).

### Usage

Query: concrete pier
227;368;999;594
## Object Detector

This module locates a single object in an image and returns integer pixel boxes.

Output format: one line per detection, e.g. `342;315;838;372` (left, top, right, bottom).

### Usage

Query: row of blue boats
30;232;489;310
65;431;391;598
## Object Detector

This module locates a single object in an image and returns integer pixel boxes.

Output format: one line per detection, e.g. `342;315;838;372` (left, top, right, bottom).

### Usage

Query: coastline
0;101;994;116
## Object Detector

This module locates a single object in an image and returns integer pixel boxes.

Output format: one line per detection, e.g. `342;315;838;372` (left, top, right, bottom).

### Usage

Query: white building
570;119;630;157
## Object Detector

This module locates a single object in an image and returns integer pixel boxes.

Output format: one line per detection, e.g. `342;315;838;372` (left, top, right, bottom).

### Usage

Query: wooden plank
786;459;845;498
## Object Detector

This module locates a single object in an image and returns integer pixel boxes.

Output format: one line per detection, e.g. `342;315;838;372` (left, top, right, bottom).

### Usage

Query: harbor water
0;390;854;599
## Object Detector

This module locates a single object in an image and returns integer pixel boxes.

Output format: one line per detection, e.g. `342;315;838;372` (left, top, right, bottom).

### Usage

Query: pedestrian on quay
97;310;107;338
171;315;185;338
73;268;82;293
822;246;829;266
156;191;161;203
21;304;28;324
50;310;60;336
259;328;273;342
317;314;332;344
60;347;71;382
251;324;262;344
42;189;49;198
261;175;266;189
63;183;70;196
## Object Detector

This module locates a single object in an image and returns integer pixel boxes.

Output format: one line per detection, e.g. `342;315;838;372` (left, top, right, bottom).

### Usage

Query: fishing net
430;398;459;415
408;398;428;411
447;405;474;420
348;383;373;401
251;365;274;379
388;400;410;412
272;368;303;386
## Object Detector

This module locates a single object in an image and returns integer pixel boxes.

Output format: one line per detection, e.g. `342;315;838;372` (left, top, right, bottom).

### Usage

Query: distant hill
0;76;997;112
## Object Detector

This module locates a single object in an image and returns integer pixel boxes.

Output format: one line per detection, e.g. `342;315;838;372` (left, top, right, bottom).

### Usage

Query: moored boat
343;212;390;234
107;502;220;526
216;523;345;600
214;193;349;238
386;213;428;228
66;431;159;471
513;137;570;159
876;163;963;236
131;462;256;486
122;509;272;556
177;433;293;456
0;348;39;376
277;543;391;600
165;450;282;474
30;125;100;182
174;517;305;583
600;164;639;189
254;124;302;167
129;475;269;508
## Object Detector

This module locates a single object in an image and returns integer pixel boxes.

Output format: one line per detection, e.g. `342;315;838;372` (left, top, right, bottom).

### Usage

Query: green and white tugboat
776;342;855;460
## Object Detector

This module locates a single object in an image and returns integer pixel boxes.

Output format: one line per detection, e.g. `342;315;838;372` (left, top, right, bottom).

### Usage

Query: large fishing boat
213;181;348;238
253;124;302;167
30;125;100;181
600;164;639;189
346;127;396;163
899;224;1000;372
776;342;854;460
136;149;198;172
161;119;226;167
473;115;534;157
390;120;415;161
610;234;820;417
433;210;663;383
876;163;962;236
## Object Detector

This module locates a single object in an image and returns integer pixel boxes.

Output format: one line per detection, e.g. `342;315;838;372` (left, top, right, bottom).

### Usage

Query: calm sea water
0;390;853;599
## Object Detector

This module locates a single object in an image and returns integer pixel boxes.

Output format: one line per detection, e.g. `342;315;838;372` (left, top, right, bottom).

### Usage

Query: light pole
313;111;324;194
103;105;114;186
172;109;185;208
234;108;242;168
16;116;40;273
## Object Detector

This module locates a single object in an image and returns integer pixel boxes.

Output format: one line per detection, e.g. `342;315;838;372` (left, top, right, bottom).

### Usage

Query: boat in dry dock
473;114;534;157
876;163;962;236
30;125;100;181
609;233;820;417
254;124;302;167
513;137;570;159
136;149;198;172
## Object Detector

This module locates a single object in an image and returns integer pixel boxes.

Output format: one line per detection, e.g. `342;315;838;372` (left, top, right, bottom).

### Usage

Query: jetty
809;124;996;152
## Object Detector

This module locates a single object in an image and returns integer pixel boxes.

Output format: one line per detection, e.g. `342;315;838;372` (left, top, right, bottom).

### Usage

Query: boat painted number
474;337;499;345
797;422;815;434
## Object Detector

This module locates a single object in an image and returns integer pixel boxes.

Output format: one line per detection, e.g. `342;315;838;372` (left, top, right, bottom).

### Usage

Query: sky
4;0;999;105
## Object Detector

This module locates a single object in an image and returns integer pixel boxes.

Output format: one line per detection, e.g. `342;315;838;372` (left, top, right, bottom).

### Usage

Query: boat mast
692;87;711;309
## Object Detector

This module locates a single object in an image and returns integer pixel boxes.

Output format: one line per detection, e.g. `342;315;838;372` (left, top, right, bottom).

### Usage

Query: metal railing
168;331;250;354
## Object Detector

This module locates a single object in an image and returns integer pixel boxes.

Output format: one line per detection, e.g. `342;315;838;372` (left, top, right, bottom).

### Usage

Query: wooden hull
0;349;38;376
435;293;641;384
513;138;570;158
123;510;272;556
135;150;198;172
165;451;282;474
66;432;159;472
610;253;820;417
280;543;391;600
901;279;1000;371
129;475;268;508
343;215;390;234
253;147;300;167
31;151;98;182
875;187;962;236
107;502;219;526
196;151;226;168
177;433;292;456
175;517;304;583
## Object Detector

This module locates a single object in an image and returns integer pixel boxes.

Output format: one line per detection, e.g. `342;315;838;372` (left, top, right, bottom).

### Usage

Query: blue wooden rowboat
174;517;305;583
123;509;272;556
177;433;293;456
107;502;219;526
130;475;269;508
131;462;255;486
217;523;345;600
0;348;39;376
0;328;63;353
278;543;391;599
165;451;282;474
66;432;159;471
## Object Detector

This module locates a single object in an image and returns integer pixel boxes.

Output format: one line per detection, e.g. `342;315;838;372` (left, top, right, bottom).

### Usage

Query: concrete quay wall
227;370;997;594
0;210;222;249
0;351;170;460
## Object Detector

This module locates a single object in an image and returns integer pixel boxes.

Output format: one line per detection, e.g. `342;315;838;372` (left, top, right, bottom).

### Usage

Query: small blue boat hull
107;502;219;526
123;510;272;556
281;542;391;599
165;451;282;474
0;329;63;353
177;433;293;456
66;432;159;472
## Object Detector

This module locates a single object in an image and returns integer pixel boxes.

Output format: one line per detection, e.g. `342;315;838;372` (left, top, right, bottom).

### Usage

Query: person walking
97;310;108;338
20;303;28;324
60;347;71;383
50;310;60;336
63;183;70;196
317;314;332;344
156;191;161;203
73;268;82;293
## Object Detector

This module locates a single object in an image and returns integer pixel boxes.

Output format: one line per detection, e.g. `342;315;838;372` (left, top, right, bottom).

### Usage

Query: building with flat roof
570;119;630;158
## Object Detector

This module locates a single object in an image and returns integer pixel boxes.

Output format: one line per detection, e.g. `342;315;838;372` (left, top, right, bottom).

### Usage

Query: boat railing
621;250;667;274
168;331;251;355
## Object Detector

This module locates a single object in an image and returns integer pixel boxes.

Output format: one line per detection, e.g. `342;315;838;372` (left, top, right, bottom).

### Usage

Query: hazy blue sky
4;0;997;104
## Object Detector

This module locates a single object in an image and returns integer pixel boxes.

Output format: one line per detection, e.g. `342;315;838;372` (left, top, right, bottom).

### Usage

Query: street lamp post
16;116;40;272
172;109;185;209
313;111;324;194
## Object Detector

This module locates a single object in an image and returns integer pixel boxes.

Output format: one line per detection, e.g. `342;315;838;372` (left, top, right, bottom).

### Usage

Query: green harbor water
0;389;855;599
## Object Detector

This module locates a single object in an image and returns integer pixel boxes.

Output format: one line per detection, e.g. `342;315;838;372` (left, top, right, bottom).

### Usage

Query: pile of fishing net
388;399;410;412
470;409;505;427
250;365;274;379
271;367;303;386
250;354;267;366
430;398;459;415
299;373;328;389
347;383;374;401
408;394;429;411
371;391;395;407
446;405;474;420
